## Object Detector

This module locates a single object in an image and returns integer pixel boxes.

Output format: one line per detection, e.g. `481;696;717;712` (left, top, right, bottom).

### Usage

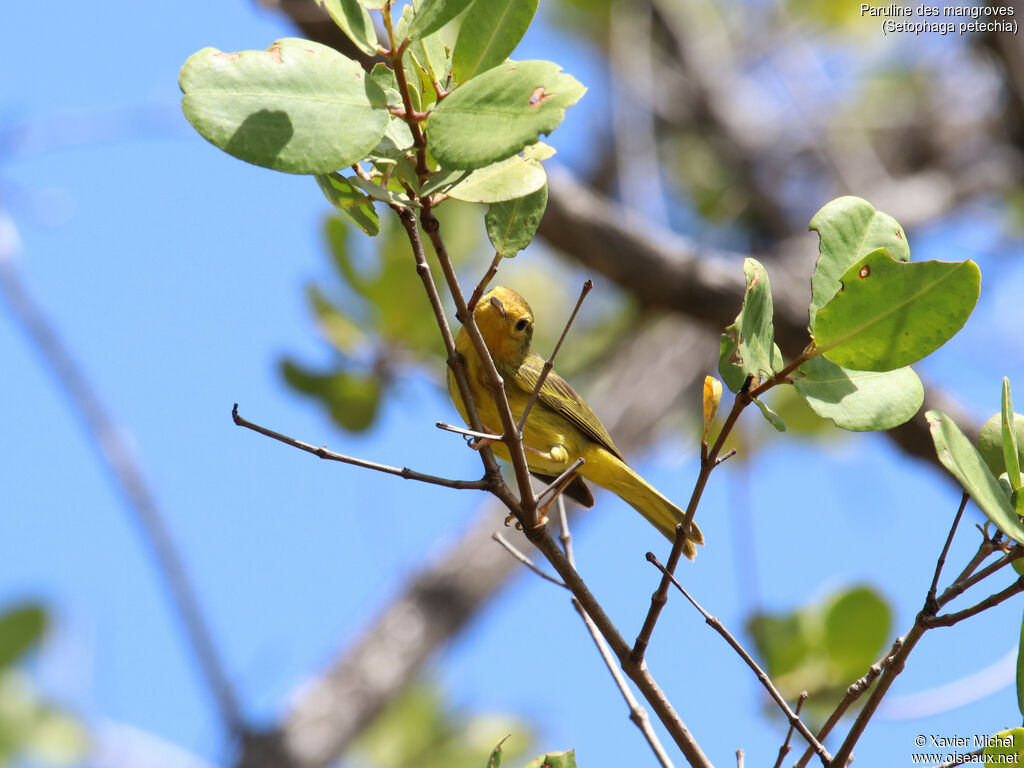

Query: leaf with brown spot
426;60;585;169
180;38;388;174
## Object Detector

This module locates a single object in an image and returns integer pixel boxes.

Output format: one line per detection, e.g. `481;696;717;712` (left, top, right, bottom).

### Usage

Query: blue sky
4;2;1024;767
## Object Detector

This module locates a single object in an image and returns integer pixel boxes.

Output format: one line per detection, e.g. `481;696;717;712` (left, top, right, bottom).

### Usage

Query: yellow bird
448;286;704;559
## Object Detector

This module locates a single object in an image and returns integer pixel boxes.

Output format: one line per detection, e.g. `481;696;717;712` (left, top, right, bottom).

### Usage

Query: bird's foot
523;443;570;464
504;512;549;530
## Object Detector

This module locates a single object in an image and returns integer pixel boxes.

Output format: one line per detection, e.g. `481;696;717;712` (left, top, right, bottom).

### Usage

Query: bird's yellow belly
448;367;585;476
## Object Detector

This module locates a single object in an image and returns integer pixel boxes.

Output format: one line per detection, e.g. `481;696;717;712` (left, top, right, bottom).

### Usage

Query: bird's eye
514;318;529;332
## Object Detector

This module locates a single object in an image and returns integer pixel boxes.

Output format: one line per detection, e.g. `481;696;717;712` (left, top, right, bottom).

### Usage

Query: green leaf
982;729;1024;760
445;155;546;203
0;605;47;670
718;258;777;392
793;355;923;432
813;249;980;371
747;613;810;678
978;410;1024;477
281;361;381;432
521;751;576;768
316;174;380;236
426;60;586;170
1018;613;1024;720
22;702;88;765
808;196;909;330
823;586;891;680
522;141;556;161
370;62;402;105
926;409;1024;545
409;29;449;99
1005;378;1022;491
453;0;539;84
180;38;388;174
487;736;509;768
747;585;891;716
315;0;378;55
753;396;786;432
485;183;548;256
374;116;416;157
407;0;476;40
348;174;420;208
308;284;368;355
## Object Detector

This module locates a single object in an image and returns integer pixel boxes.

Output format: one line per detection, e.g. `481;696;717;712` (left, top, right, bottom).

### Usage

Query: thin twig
554;498;675;768
393;210;511;508
435;421;502;443
830;533;1024;764
536;458;585;510
420;202;539;526
557;495;574;565
646;554;831;765
793;643;896;768
950;535;1000;587
494;507;678;768
937;547;1024;609
632;374;752;662
468;252;503;311
830;624;927;766
0;214;245;735
232;405;488;491
569;597;677;768
491;533;566;588
525;528;712;767
516;279;594;434
715;449;737;466
384;15;428;179
924;576;1024;628
632;348;816;662
772;692;806;768
924;492;969;615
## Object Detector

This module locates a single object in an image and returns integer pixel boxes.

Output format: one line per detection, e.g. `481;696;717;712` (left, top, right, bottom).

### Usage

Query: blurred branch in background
0;210;246;742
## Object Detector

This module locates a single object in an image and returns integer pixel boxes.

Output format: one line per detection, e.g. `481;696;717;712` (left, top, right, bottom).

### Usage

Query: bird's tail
586;447;705;560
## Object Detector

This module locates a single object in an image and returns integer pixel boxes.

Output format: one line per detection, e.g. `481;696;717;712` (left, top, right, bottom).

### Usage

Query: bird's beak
489;295;506;317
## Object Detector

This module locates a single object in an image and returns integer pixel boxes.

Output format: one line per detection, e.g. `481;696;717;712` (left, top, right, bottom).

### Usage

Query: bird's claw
504;512;549;530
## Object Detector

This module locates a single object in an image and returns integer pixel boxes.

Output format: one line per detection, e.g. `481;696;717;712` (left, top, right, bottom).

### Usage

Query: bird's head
473;286;534;367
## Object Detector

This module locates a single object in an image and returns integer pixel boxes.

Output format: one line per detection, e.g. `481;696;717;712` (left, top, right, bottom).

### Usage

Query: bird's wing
513;353;625;461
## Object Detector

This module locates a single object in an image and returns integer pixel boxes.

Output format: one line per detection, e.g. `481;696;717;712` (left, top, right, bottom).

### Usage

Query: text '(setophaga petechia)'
448;286;704;559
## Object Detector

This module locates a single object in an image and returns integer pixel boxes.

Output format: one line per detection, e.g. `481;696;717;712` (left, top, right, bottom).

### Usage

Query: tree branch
525;527;712;768
646;554;831;766
231;404;489;490
793;644;894;768
924;576;1024;629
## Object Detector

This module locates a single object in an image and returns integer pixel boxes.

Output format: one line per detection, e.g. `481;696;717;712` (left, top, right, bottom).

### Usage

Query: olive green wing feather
513;353;624;461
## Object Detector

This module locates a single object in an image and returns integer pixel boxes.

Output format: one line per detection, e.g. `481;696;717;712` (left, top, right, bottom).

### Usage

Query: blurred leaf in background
746;585;891;724
345;682;532;768
0;603;87;767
